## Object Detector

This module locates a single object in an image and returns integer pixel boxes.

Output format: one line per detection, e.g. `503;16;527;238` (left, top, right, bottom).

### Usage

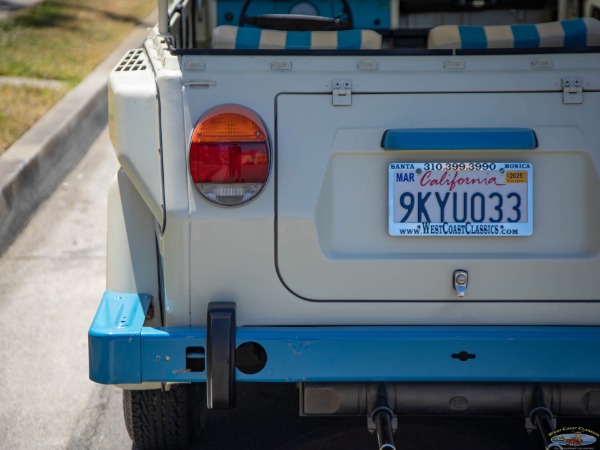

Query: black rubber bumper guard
207;302;236;409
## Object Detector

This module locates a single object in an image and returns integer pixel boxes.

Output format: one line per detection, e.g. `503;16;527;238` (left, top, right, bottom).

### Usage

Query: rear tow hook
368;406;398;450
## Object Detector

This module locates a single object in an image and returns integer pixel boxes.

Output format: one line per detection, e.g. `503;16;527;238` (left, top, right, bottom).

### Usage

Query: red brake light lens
189;106;270;205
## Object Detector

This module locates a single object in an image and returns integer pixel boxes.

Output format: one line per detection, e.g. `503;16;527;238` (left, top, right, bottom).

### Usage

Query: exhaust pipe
367;386;397;450
526;386;557;449
371;407;397;450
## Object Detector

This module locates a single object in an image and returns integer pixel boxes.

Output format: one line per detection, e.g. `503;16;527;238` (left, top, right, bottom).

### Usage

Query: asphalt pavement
0;7;157;256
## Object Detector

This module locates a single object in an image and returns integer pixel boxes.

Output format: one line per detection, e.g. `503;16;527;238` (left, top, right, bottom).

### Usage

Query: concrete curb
0;11;157;256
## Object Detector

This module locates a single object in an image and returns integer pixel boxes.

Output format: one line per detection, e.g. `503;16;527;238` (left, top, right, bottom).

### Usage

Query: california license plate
388;162;533;236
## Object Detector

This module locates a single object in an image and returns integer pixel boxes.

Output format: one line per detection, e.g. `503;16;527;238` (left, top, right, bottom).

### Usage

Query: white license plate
388;162;533;237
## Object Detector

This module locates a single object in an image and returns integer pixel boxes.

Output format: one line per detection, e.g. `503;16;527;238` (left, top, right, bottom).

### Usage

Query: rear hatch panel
276;92;600;301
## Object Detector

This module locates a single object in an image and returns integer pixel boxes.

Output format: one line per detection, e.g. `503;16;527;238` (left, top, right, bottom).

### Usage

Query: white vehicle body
89;1;600;448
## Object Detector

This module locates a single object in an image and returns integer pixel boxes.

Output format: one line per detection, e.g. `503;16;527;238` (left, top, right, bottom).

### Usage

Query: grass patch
0;85;68;152
0;0;155;153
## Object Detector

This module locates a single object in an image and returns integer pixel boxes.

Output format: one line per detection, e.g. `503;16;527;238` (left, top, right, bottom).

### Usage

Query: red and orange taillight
189;105;270;206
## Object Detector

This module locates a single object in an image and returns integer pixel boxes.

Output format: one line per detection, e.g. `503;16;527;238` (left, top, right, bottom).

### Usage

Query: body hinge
332;80;352;106
562;77;583;104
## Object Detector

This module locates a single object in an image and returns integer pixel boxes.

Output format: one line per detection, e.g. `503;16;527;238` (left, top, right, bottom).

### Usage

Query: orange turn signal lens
192;113;266;143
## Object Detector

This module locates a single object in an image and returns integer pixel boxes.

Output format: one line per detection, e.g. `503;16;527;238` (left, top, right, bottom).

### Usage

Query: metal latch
562;77;583;104
453;270;468;297
332;80;352;106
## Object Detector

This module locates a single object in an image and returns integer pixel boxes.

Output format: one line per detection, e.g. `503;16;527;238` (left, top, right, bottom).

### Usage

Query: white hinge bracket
562;77;583;104
332;80;352;106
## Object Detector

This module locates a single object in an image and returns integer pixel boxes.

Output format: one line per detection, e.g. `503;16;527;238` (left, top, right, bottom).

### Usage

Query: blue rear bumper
89;291;600;385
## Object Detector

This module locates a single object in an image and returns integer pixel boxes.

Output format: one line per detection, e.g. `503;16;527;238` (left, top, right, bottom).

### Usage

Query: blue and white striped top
428;18;600;49
212;25;382;50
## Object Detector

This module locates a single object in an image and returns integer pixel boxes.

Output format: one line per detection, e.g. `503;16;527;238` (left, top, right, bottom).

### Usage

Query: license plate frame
388;162;533;237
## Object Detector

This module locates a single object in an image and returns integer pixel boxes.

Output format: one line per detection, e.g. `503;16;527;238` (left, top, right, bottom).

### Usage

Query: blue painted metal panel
89;294;600;384
88;291;151;384
348;1;390;29
216;0;390;30
234;327;600;382
381;128;538;150
141;327;206;382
